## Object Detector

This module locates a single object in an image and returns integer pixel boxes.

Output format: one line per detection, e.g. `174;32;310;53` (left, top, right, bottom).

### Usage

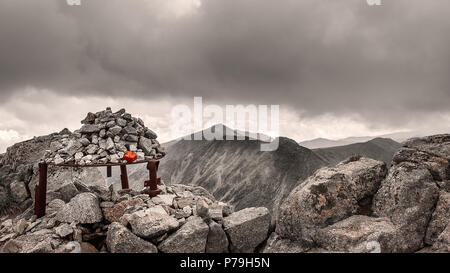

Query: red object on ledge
122;151;137;163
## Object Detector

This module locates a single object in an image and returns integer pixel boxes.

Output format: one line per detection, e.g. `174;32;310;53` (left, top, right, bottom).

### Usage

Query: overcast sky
1;0;450;152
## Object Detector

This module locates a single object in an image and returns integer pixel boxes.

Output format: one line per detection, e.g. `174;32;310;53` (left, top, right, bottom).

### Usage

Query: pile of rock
0;181;271;253
44;107;165;165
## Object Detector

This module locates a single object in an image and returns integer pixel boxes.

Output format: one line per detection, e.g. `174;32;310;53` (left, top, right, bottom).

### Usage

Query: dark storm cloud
0;0;450;126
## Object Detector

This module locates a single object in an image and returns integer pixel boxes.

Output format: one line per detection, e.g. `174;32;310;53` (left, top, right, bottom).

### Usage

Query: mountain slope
158;135;327;219
299;131;418;149
120;127;401;220
299;137;374;149
313;138;401;166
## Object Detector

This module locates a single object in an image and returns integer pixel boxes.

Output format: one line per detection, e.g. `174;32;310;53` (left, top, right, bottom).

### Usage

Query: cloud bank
0;0;449;151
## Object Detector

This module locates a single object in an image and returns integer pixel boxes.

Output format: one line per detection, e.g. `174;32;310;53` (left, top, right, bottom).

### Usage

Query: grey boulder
372;162;439;252
106;222;158;253
223;207;270;253
9;180;29;203
54;182;79;203
56;193;103;224
262;232;308;253
55;223;73;238
138;137;153;155
158;216;209;253
425;191;450;245
128;208;179;239
206;221;229;253
315;215;398;253
277;157;387;244
79;124;101;134
430;225;450;252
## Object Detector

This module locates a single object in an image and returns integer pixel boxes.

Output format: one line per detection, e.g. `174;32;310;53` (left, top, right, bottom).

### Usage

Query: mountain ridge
155;126;401;219
299;131;417;149
313;137;401;167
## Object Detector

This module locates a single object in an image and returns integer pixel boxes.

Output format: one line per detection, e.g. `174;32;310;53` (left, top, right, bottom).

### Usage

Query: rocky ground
270;135;450;253
1;129;450;253
0;129;108;217
0;182;271;253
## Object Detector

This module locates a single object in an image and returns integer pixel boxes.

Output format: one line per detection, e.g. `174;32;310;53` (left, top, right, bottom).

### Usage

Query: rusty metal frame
142;161;162;197
34;159;162;218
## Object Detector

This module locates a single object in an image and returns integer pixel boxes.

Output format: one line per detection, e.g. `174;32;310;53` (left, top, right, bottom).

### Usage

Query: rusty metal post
106;166;112;177
120;164;129;189
144;160;161;197
148;161;157;190
34;162;48;218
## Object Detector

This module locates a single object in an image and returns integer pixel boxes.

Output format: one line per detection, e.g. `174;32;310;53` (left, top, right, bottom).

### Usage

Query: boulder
56;193;103;224
176;197;196;209
158;194;175;206
277;157;387;244
223;207;270;253
402;134;450;161
209;204;224;223
81;112;96;124
87;185;111;202
373;162;439;252
46;199;65;214
79;124;101;134
63;242;78;253
425;191;450;245
9;180;29;203
128;208;179;239
106;137;115;151
430;225;450;252
315;215;397;253
1;239;22;253
158;216;209;253
109;126;122;136
79;138;90;146
116;118;127;127
262;232;308;253
138;137;153;155
144;129;158;139
86;144;98;155
196;199;209;219
61;241;84;253
79;242;99;253
123;126;137;136
15;219;28;235
103;198;144;223
55;182;79;202
55;223;73;238
2;233;54;253
63;140;83;156
1;219;13;230
206;221;229;253
28;165;106;204
106;222;158;253
399;135;450;190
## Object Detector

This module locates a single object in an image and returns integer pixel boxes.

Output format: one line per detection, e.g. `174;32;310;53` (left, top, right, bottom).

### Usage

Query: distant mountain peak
169;124;273;143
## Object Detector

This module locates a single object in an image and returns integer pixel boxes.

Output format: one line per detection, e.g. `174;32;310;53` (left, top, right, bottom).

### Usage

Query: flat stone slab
223;207;270;253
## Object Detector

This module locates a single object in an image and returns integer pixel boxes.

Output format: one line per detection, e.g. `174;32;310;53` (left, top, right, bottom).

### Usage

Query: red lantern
123;151;137;163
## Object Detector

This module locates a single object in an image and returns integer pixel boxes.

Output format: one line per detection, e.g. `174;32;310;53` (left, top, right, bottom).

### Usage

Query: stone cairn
43;107;165;165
